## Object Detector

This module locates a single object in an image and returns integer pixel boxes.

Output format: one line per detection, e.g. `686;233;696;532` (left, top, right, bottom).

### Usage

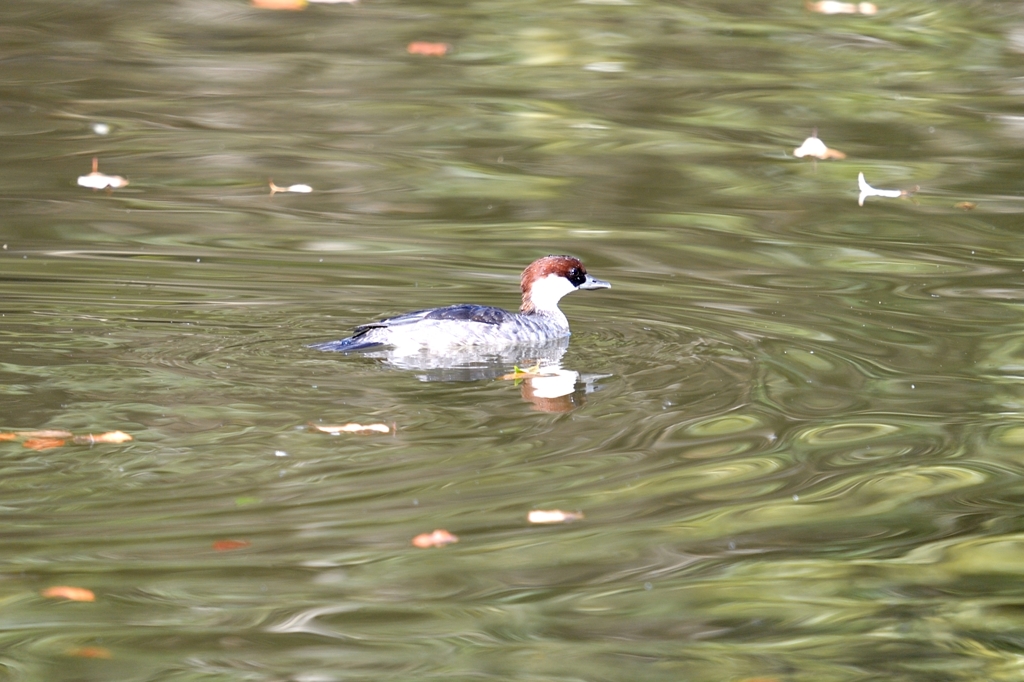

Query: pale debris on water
857;172;906;206
806;1;878;14
73;430;133;445
412;529;459;548
77;157;128;190
309;422;391;435
794;134;845;160
269;180;313;195
528;509;584;524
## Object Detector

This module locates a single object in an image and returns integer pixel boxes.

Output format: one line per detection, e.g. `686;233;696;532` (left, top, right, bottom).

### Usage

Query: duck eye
566;267;586;286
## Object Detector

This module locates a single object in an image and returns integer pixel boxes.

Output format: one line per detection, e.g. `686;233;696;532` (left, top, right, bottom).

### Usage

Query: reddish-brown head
520;255;609;313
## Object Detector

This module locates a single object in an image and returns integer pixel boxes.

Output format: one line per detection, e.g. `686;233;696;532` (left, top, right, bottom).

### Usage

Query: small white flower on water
857;172;903;206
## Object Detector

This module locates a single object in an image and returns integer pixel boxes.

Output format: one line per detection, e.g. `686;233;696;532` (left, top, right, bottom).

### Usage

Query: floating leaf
251;0;307;9
269;180;313;195
23;437;66;451
66;647;112;659
412;529;459;548
73;431;132;445
407;42;451;56
955;201;977;210
806;1;877;14
42;586;95;602
77;157;128;190
310;422;391;435
528;509;585;524
20;429;73;438
213;539;252;551
858;172;914;206
793;134;845;160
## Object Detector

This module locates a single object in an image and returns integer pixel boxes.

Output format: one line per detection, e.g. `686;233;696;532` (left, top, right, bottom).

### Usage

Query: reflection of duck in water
311;255;610;353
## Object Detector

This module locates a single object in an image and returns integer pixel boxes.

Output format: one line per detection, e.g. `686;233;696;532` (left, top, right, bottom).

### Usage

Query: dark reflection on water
5;0;1024;679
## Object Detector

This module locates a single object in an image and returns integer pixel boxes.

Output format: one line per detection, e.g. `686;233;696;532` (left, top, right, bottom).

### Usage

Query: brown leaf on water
412;529;459;548
42;586;95;602
528;509;585;524
73;431;133;445
310;422;391;435
66;646;112;659
407;42;451;56
23;437;66;451
0;433;17;441
955;201;977;210
213;539;252;551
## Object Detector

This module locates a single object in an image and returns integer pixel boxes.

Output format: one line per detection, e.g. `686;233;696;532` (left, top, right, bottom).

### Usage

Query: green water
3;0;1024;680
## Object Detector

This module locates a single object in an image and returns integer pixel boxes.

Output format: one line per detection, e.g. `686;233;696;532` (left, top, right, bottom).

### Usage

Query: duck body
311;255;610;353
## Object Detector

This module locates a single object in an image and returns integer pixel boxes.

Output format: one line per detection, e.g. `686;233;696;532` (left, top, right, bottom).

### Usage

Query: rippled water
4;0;1024;680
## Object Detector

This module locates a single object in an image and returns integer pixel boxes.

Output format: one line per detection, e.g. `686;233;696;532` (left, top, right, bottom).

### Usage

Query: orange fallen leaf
42;586;95;602
412;529;459;548
407;42;451;56
252;0;307;8
954;201;977;210
0;433;17;441
213;539;252;551
23;437;66;451
310;422;391;435
73;431;133;445
66;646;112;659
528;509;584;524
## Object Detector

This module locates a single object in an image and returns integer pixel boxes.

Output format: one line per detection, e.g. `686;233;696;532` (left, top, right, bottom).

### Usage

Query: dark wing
421;305;515;325
311;305;513;353
352;305;512;330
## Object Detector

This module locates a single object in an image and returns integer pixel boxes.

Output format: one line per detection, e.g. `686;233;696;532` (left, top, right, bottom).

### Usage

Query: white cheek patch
528;274;577;311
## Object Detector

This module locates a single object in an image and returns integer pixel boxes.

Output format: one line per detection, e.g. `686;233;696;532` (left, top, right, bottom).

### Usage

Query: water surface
3;0;1024;680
